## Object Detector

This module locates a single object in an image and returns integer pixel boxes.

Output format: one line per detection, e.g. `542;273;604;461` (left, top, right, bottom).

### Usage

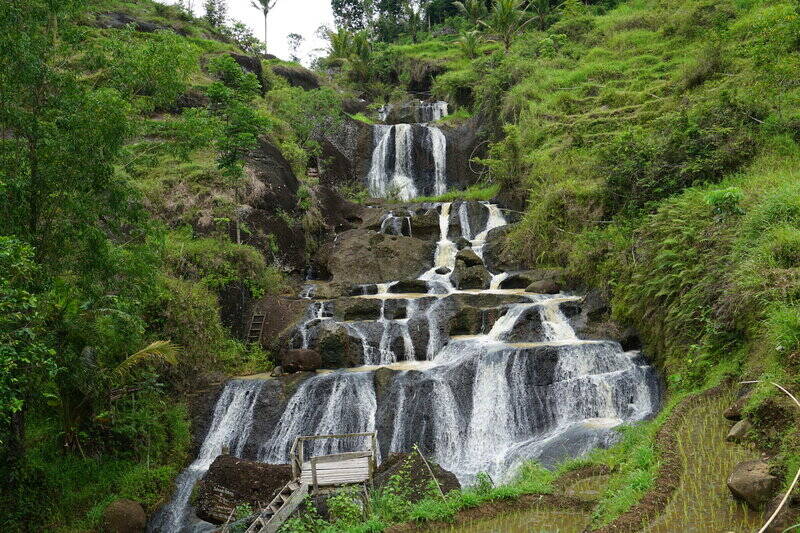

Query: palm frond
113;340;179;379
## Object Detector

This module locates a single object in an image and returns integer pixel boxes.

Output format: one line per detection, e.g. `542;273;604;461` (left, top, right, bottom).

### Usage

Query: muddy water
644;391;763;533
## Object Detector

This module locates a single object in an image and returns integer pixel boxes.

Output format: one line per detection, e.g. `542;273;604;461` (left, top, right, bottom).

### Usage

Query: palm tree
480;0;533;51
251;0;279;56
453;0;488;26
457;30;481;59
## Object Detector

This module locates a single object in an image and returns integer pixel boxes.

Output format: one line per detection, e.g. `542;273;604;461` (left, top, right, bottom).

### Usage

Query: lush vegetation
3;0;799;529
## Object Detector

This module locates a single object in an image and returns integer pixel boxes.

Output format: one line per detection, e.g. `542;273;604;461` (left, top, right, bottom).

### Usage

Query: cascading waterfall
160;194;661;529
149;380;264;532
366;103;448;200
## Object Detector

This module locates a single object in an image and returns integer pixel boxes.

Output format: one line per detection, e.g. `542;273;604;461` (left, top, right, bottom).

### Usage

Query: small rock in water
389;279;429;293
727;459;780;509
454;237;471;250
526;279;561;294
435;266;451;275
726;418;752;442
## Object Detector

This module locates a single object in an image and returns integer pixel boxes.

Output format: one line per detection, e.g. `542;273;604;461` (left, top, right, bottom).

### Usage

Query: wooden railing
289;432;378;486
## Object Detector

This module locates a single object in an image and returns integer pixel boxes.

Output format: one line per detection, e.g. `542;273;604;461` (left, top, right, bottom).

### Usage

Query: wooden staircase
247;313;265;343
244;480;308;533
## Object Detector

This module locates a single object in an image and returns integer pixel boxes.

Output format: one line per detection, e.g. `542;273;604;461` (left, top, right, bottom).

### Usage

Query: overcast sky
158;0;335;65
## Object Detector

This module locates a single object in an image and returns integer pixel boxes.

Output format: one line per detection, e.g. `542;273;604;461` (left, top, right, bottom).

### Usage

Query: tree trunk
264;10;268;56
8;408;26;462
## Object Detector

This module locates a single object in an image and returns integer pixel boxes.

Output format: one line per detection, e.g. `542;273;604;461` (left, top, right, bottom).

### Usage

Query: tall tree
204;0;227;27
331;0;368;31
453;0;488;26
480;0;532;51
251;0;279;56
287;32;304;62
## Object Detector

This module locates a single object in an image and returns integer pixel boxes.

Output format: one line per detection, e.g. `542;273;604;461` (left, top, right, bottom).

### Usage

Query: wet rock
281;349;322;373
482;225;525;273
337;298;383;321
452;262;491;290
271;64;320;90
196;455;291;524
448;292;529;308
389;279;429;294
443;115;491;190
763;493;800;533
374;453;460;502
449;201;490;240
503;307;546;343
619;327;642;351
435;266;451;275
449;305;502;335
102;499;146;533
249;295;307;350
311;322;364;368
317;116;373;186
727;460;780;509
408;209;441;240
321;230;434;285
454;237;471;250
312;282;347;300
724;384;755;421
456;248;483;268
726;419;752;442
526;279;561;294
348;284;378;296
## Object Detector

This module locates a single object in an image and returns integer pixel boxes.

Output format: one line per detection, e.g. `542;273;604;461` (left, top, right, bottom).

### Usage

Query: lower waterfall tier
200;340;659;485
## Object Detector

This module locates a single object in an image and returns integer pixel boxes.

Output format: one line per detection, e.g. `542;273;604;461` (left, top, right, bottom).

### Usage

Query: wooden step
269;503;280;513
288;481;300;491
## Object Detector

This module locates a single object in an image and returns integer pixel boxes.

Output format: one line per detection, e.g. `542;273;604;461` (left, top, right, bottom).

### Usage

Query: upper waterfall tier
367;124;447;200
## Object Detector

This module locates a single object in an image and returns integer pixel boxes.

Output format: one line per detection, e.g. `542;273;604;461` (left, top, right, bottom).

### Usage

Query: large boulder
319;230;435;285
527;279;561;294
281;349;322;373
482;225;526;273
448;305;503;335
455;248;483;268
408;209;441;240
102;499;146;533
335;298;383;321
451;261;491;290
727;460;780;509
501;269;564;290
310;321;365;368
271;64;320;90
449;201;489;240
442;114;490;190
374;453;460;503
726;419;752;443
230;53;265;93
196;455;292;524
389;279;429;294
316;116;373;186
249;295;307;350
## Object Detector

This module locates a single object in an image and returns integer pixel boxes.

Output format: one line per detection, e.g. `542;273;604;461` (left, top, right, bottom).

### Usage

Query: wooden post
297;438;304;481
311;457;319;494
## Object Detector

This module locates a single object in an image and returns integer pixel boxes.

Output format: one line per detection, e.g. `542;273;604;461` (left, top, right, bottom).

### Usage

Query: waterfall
161;198;661;528
366;124;448;200
419;101;449;123
258;372;377;463
149;380;264;532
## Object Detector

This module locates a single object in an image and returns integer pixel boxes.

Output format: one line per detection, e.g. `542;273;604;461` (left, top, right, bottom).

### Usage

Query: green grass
348;112;376;124
412;184;500;203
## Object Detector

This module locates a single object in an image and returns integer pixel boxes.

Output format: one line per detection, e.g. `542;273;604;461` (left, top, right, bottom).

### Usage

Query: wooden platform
300;452;372;486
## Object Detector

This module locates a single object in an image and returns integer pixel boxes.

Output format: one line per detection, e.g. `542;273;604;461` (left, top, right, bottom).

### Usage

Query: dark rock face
408;209;441;240
317;116;374;187
307;322;365;369
173;88;210;111
452;262;491;290
527;279;561;294
102;499;147;533
271;64;320;90
390;279;429;294
482;225;526;273
374;453;461;502
319;230;435;285
281;349;322;373
727;460;780;509
342;98;369;114
450;201;489;240
456;248;483;268
196;455;291;524
229;53;265;93
442;114;489;190
248;295;307;351
95;12;164;33
449;305;503;335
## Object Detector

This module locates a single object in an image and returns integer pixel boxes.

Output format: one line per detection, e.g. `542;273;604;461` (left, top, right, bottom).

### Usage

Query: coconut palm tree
251;0;279;56
480;0;533;51
453;0;488;26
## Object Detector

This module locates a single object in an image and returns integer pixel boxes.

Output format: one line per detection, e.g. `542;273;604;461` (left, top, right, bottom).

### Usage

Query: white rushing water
158;194;661;529
149;380;264;532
